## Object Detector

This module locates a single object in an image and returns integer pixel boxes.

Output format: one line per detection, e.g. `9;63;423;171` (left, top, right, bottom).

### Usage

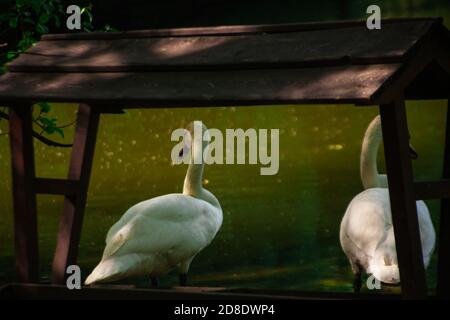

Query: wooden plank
404;61;450;100
34;178;79;196
6;56;403;73
0;283;402;300
437;100;450;298
414;180;450;200
0;64;400;106
379;99;427;299
40;17;439;40
429;23;450;76
52;104;100;284
8;105;39;283
7;21;434;72
369;20;440;104
401;17;450;101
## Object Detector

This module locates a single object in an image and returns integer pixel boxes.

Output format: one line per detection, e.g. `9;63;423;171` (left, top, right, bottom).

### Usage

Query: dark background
89;0;449;29
2;0;449;30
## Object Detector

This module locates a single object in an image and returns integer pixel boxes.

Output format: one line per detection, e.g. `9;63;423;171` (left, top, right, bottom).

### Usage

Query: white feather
85;121;222;285
340;116;435;284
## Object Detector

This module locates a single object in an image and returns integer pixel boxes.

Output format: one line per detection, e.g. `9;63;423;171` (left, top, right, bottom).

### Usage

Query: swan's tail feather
85;254;147;285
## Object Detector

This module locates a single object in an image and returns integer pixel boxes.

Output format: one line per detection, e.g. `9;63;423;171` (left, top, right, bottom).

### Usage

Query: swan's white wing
341;188;436;282
340;188;391;269
417;200;436;266
105;205;139;244
102;194;220;261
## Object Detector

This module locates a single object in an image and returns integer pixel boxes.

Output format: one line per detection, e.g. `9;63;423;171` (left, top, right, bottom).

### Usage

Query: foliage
35;102;65;138
0;1;97;143
0;0;93;62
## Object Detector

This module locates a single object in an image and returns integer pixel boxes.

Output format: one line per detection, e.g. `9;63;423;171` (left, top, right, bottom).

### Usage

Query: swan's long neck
360;116;388;189
182;122;221;210
183;132;205;197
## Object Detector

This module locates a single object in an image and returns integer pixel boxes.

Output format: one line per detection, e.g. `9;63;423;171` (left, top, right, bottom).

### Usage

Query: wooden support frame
437;100;450;298
8;104;39;283
7;103;99;284
51;104;100;284
414;180;450;200
379;99;427;299
0;18;447;300
34;178;79;196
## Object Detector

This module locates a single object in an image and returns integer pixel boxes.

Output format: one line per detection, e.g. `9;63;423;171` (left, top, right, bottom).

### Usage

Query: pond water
0;101;446;293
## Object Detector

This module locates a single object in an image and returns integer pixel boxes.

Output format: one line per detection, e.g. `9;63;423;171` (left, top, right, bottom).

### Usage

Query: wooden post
437;100;450;298
52;104;100;284
379;99;427;299
8;104;39;283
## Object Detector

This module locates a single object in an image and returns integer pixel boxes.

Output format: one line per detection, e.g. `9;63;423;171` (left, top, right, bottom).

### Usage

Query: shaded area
0;65;399;105
0;18;448;106
0;101;445;293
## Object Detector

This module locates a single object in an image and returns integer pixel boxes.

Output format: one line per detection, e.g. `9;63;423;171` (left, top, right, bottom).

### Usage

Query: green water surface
0;101;446;293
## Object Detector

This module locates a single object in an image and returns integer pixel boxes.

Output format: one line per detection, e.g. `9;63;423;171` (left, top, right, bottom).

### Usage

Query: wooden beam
6;56;406;73
0;283;404;300
40;17;438;40
437;100;450;298
52;104;100;284
0;64;399;106
8;104;39;283
414;180;450;200
8;20;434;73
379;99;427;299
34;178;79;196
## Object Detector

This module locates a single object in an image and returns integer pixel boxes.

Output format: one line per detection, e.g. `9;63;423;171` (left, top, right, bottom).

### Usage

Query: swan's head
368;253;400;285
178;121;210;161
176;128;191;161
367;115;418;160
368;264;400;285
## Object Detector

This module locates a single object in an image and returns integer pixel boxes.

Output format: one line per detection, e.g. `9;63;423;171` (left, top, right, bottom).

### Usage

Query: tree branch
0;109;73;147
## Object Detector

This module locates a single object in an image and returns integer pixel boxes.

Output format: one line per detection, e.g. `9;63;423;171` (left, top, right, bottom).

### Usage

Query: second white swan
339;115;435;292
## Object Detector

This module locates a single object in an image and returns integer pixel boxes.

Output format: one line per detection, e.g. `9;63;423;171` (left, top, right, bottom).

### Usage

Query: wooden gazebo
0;18;449;299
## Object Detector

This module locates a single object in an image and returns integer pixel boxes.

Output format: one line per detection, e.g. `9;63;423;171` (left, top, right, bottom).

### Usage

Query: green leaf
83;21;93;32
38;102;51;113
39;13;50;24
23;17;35;25
42;2;51;13
17;35;36;52
44;126;55;134
54;127;64;138
6;51;17;60
36;22;48;34
86;11;93;23
9;17;18;28
54;15;60;28
23;30;34;37
38;116;57;127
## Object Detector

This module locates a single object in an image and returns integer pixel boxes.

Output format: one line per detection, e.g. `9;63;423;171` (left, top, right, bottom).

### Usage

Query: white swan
339;115;435;292
85;121;222;286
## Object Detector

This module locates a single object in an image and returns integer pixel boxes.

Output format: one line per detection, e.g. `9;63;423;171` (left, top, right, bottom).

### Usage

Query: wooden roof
0;18;449;107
